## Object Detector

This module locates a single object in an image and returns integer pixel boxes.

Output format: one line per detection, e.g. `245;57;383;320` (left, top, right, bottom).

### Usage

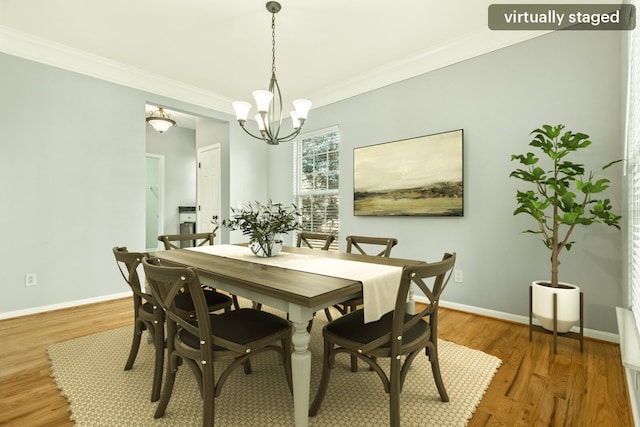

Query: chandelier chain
271;12;276;74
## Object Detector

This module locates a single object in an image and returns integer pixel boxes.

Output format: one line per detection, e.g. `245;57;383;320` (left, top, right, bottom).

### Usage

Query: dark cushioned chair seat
174;288;232;312
142;292;232;315
326;309;428;348
180;308;292;350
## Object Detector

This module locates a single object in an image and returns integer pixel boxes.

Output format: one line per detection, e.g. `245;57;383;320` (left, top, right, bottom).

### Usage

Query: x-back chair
113;246;164;402
158;232;215;250
142;256;293;427
294;232;336;330
158;231;238;310
296;232;335;250
333;235;399;318
310;252;456;427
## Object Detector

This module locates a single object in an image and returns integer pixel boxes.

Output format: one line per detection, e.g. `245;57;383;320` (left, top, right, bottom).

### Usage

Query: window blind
293;126;340;250
627;0;640;333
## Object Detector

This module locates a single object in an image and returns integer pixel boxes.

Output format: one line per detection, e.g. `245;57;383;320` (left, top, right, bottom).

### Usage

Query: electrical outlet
25;273;37;287
454;270;463;283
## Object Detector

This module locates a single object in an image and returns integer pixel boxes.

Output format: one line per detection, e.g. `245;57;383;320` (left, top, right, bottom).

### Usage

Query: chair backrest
352;252;456;356
345;235;398;257
142;256;217;358
142;256;247;355
158;232;215;250
112;246;149;302
393;252;456;348
296;232;335;250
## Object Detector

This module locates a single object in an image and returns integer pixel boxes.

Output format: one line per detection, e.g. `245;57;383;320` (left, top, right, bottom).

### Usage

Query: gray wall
0;51;266;315
0;53;146;310
269;30;625;333
0;29;626;334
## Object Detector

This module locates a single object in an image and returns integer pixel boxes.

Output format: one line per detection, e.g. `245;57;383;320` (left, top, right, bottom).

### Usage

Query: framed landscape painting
354;129;463;216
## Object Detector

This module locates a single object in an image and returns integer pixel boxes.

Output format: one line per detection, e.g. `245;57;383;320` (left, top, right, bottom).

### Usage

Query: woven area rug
47;308;501;426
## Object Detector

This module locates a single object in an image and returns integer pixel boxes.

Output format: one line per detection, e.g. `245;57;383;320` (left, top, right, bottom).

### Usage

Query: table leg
290;317;312;427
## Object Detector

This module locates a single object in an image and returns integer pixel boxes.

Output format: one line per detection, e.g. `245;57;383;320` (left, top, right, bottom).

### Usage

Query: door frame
145;153;165;250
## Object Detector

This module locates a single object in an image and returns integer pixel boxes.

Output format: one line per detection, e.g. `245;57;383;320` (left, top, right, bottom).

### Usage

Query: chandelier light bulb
293;99;312;120
290;111;300;129
252;90;274;113
232;101;252;122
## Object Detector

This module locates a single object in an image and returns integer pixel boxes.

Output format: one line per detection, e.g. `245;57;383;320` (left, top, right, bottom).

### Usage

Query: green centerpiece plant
221;200;301;257
510;124;621;331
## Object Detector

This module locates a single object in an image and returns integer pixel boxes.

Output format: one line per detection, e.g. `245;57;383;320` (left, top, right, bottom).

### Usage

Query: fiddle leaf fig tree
510;124;621;287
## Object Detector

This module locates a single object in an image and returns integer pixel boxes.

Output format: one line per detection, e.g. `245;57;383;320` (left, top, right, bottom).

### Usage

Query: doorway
197;144;221;242
145;154;165;250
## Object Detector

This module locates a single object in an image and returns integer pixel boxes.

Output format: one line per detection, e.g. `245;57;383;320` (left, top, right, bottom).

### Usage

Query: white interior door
197;144;221;242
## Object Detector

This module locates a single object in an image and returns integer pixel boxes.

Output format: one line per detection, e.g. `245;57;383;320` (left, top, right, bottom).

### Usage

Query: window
293;126;340;249
627;0;640;333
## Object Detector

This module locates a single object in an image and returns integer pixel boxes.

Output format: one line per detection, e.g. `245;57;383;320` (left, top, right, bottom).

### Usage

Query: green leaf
590;178;611;193
558;212;579;225
560;192;576;210
603;159;623;170
511;152;539;166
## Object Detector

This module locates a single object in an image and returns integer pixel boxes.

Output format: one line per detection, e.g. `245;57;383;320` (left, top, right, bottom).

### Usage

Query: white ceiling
0;0;613;128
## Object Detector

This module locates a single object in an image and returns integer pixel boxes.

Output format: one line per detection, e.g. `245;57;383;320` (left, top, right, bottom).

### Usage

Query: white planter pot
249;239;283;257
531;280;581;333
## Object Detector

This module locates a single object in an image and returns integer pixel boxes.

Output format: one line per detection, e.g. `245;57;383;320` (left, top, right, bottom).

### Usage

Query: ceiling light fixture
146;107;177;134
232;1;312;145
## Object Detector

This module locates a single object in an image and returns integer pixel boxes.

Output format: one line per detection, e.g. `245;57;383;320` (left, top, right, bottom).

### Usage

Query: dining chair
294;232;336;329
296;232;335;250
309;252;456;427
330;235;399;320
158;231;239;310
112;247;164;402
346;235;398;258
113;246;233;402
158;231;216;250
334;235;399;371
142;256;293;427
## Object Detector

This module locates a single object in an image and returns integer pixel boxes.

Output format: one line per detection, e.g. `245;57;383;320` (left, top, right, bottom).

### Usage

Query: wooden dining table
153;244;426;427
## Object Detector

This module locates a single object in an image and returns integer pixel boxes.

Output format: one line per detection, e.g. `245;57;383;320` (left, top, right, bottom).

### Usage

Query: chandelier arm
238;119;303;145
267;75;284;141
272;127;303;143
238;121;272;143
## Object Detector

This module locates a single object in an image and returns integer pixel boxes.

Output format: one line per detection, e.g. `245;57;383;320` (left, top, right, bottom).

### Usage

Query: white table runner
186;244;402;322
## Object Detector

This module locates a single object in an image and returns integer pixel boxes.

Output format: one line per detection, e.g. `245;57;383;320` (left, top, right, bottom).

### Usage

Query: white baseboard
0;291;131;320
0;293;621;343
412;296;620;343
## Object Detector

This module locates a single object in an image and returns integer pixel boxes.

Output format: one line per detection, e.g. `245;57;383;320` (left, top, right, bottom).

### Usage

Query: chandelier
232;1;312;145
146;107;176;134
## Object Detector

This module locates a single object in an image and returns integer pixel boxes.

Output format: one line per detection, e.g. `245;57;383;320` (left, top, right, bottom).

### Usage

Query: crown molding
0;25;234;114
308;29;551;108
0;25;549;113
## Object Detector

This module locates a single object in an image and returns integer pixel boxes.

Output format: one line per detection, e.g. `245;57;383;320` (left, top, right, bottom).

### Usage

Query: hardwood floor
0;299;132;427
0;298;632;426
437;308;632;426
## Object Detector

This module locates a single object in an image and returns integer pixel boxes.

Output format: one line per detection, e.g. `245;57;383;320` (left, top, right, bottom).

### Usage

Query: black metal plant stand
529;285;584;354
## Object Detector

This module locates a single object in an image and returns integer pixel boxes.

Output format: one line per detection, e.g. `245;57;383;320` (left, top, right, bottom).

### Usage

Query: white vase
249;239;283;257
531;280;581;333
